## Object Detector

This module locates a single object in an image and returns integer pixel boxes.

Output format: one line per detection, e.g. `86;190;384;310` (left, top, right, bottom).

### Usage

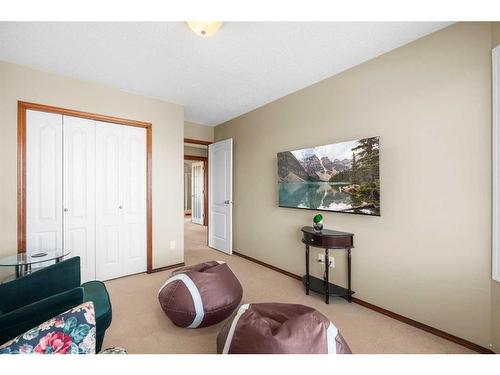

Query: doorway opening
184;138;211;250
184;138;210;226
184;137;233;255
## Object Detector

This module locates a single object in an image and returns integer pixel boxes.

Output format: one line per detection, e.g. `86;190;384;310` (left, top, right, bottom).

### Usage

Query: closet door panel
95;121;123;280
63;116;96;282
121;126;147;275
26;110;63;253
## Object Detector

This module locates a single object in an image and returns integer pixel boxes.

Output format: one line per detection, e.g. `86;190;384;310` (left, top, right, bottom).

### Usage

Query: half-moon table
301;226;354;304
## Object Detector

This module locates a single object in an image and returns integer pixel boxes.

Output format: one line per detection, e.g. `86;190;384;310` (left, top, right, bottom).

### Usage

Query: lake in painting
277;137;380;216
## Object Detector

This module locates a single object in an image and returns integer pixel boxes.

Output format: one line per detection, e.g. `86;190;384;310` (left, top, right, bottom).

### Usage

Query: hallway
184;217;208;253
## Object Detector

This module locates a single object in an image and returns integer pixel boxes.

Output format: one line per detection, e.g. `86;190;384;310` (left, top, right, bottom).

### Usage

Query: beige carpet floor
102;219;473;354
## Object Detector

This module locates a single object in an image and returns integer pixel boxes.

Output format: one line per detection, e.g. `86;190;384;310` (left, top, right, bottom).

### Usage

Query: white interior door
63;115;96;282
191;161;204;225
120;125;147;276
208;139;233;254
26;110;63;253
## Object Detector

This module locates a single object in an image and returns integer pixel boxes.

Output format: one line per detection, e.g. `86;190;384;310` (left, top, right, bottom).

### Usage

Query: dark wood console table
301;226;354;304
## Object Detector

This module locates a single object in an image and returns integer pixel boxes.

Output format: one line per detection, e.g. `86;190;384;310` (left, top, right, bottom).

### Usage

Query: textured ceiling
0;22;452;126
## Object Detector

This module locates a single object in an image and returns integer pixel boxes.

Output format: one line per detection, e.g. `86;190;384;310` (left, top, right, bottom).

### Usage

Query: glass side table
0;249;71;281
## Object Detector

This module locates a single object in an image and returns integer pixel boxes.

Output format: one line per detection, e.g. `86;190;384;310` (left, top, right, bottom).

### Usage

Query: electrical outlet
317;253;335;268
170;240;176;249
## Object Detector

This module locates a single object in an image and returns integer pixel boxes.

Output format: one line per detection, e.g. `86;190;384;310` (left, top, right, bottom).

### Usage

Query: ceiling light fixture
187;21;222;38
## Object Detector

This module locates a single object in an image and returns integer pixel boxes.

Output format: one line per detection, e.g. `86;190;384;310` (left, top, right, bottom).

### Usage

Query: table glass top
0;249;71;266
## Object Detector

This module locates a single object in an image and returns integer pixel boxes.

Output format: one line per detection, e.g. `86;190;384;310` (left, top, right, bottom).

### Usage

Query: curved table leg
15;264;21;278
325;248;329;304
305;244;310;295
15;264;30;278
347;247;352;303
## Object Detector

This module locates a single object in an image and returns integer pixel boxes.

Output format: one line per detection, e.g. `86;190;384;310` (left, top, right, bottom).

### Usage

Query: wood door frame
184;138;212;147
184;155;209;226
17;101;154;273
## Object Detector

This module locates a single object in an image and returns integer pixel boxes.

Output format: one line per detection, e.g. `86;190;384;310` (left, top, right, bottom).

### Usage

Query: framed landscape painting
277;136;380;216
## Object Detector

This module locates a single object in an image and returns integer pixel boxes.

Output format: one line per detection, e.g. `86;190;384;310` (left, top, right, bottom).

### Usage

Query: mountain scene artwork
277;137;380;216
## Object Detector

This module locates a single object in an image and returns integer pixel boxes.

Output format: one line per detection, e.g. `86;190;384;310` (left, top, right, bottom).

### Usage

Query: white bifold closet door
63;116;96;282
95;121;147;281
26;110;147;282
26;110;63;253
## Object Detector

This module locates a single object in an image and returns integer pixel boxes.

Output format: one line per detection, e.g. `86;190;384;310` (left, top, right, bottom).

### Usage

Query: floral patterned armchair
0;257;112;352
0;302;125;354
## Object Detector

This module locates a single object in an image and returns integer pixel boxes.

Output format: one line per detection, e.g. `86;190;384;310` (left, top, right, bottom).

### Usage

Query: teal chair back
0;257;83;345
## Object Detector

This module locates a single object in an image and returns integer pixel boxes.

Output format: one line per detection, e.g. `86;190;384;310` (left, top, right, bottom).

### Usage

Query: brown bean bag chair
217;303;352;354
158;261;243;328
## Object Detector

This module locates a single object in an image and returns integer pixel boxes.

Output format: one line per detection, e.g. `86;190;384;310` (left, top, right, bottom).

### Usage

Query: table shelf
302;275;355;300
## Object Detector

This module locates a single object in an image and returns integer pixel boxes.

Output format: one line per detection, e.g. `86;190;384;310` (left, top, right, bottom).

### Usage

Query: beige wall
184;145;208;157
215;23;494;349
491;22;500;353
185;121;214;142
0;61;185;274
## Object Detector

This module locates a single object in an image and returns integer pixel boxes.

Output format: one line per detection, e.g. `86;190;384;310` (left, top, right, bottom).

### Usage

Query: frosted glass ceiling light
187;21;223;37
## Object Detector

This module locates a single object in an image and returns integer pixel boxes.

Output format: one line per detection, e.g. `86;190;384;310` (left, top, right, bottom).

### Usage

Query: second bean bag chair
217;302;352;354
